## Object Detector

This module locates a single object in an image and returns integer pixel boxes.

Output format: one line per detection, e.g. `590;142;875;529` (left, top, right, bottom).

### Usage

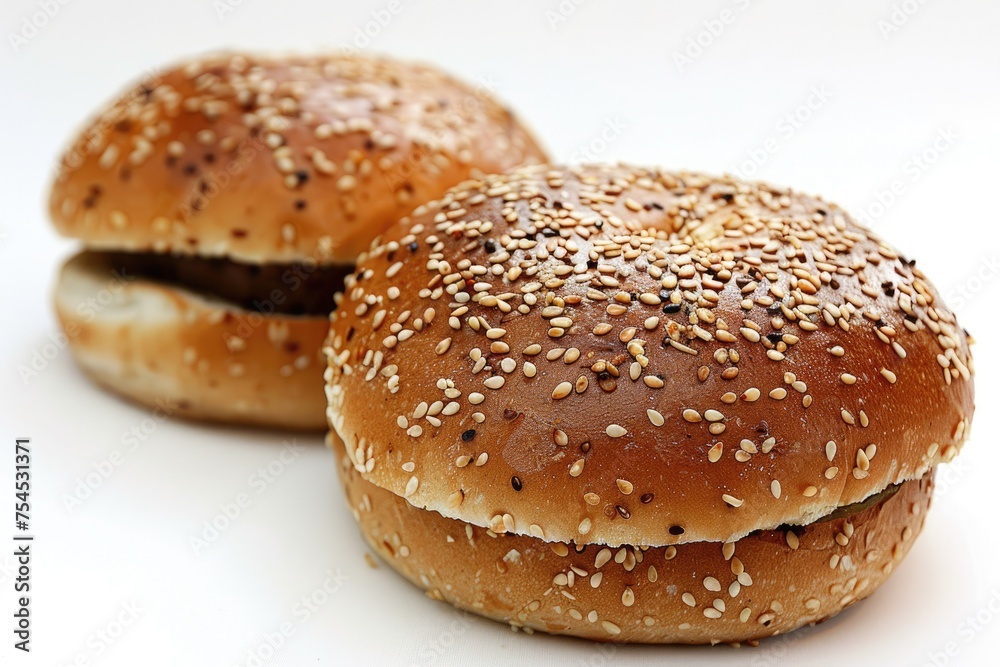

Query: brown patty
95;250;351;315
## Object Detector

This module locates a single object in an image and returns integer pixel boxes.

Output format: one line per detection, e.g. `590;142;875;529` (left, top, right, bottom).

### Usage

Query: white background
2;1;999;665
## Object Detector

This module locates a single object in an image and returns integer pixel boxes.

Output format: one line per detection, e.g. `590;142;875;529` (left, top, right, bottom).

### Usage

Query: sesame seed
770;480;781;499
682;409;702;422
646;409;665;426
857;449;870;471
606;424;627;438
601;621;621;635
483;376;505;389
616;479;634;495
552;382;573;400
722;494;743;508
109;210;129;228
785;531;799;549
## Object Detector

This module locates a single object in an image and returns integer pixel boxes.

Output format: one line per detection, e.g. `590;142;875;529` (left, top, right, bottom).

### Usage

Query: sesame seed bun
324;164;973;641
334;432;934;644
47;52;546;429
49;52;546;264
55;252;329;429
326;164;974;546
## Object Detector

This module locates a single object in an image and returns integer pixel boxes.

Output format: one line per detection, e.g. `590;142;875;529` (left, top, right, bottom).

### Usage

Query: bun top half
325;164;974;547
49;52;547;265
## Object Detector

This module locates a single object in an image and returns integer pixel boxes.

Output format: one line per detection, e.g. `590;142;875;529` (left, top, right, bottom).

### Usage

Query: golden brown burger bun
334;433;934;644
325;164;974;546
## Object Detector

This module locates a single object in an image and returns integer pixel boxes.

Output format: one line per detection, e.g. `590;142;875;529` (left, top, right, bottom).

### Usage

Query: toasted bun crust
49;52;547;265
55;252;328;430
326;165;974;546
335;434;934;644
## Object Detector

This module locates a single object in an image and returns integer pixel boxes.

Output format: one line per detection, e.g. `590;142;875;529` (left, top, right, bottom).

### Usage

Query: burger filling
90;250;351;315
815;482;901;524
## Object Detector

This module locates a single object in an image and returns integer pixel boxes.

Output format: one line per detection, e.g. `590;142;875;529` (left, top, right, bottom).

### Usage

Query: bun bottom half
333;435;933;644
54;252;330;430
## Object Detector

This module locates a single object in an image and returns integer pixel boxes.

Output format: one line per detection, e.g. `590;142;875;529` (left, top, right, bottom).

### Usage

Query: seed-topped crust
325;164;974;547
49;52;546;265
335;435;934;644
